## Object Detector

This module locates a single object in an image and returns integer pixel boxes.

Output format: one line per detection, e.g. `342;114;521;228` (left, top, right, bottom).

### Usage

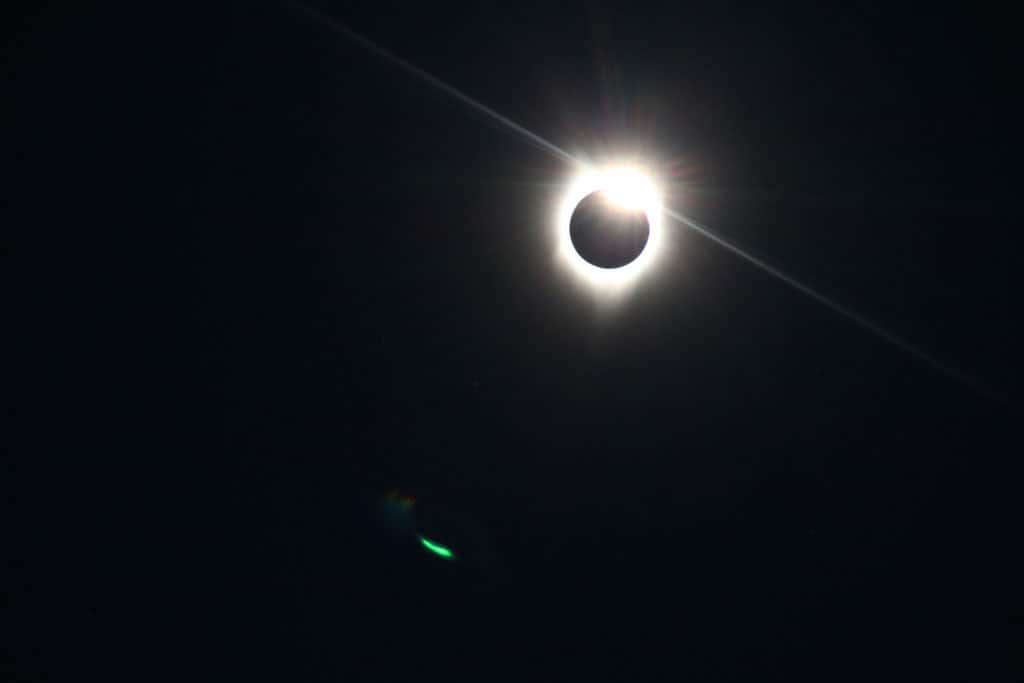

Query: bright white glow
601;167;658;211
556;165;664;291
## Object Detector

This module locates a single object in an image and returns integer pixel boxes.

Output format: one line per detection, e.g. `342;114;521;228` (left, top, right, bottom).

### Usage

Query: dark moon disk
569;190;650;269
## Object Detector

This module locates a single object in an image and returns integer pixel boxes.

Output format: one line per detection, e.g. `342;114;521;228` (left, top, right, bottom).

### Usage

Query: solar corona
558;166;664;290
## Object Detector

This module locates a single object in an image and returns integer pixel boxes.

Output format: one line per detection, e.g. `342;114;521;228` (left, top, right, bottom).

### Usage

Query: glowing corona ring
557;166;664;290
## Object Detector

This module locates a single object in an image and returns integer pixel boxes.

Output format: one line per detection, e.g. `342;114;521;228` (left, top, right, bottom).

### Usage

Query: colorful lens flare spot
418;535;456;560
383;490;416;511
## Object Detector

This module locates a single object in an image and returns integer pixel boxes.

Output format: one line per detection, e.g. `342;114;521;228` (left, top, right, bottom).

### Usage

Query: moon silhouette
569;190;651;269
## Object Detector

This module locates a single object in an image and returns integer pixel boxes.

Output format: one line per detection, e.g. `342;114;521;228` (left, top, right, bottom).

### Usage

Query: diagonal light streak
662;207;1001;400
293;2;583;168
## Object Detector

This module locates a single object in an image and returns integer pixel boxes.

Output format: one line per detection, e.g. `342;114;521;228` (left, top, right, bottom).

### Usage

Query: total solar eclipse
298;6;993;404
569;190;650;268
557;166;664;289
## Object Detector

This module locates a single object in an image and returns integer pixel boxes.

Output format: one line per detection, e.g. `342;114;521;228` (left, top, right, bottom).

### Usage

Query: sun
557;165;665;291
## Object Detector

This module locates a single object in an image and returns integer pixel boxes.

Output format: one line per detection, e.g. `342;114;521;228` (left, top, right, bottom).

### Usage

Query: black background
8;2;1023;681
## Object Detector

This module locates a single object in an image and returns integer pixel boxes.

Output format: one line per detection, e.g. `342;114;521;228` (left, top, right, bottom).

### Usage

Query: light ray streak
662;207;1004;401
294;3;583;168
293;3;1013;409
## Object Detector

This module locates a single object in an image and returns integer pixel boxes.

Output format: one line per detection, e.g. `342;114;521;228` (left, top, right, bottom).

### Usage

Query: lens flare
418;535;456;560
557;165;664;291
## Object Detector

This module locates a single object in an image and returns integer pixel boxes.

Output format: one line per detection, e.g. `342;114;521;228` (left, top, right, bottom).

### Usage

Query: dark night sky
8;2;1023;681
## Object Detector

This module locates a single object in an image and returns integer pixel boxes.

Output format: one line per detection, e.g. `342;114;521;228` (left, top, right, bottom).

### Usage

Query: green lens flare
418;535;455;560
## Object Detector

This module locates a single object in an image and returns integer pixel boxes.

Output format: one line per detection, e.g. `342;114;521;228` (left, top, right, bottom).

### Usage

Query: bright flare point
601;167;659;211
